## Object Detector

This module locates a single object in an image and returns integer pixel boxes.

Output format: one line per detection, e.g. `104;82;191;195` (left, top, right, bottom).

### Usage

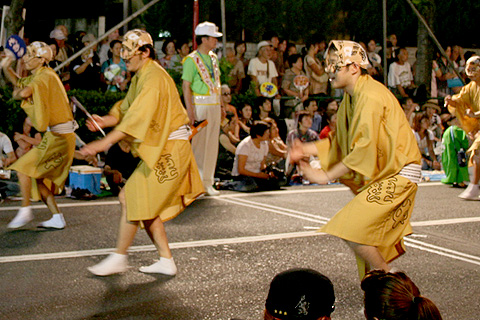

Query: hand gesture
86;115;106;132
79;139;111;157
288;139;306;163
298;160;329;185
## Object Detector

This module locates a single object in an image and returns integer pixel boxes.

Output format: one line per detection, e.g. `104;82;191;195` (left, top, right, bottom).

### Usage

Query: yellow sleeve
108;100;124;122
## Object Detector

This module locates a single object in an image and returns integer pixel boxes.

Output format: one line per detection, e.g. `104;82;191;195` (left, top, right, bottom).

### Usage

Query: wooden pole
54;0;161;72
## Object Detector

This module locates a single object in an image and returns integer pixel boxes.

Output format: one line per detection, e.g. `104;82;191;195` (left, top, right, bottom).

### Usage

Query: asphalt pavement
0;182;479;320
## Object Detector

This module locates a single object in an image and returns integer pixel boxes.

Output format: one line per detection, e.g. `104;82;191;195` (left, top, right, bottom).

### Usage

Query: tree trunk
414;0;435;97
5;0;26;37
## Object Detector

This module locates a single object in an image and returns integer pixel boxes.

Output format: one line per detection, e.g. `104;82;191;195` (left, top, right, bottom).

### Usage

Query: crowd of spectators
0;26;476;197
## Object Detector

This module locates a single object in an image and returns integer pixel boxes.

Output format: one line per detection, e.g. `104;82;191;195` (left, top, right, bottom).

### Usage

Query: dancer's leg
115;188;139;254
144;216;172;258
18;172;31;207
346;240;390;279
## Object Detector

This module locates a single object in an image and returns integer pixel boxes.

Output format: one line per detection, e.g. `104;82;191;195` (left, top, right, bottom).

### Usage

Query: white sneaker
88;253;128;276
139;257;177;276
205;185;220;196
38;213;66;229
458;184;480;200
7;207;33;229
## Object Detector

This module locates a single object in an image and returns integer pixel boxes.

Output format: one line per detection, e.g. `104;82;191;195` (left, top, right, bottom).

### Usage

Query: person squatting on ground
445;55;480;200
182;21;223;196
264;268;335;320
289;40;422;280
80;29;204;276
3;41;76;230
361;270;443;320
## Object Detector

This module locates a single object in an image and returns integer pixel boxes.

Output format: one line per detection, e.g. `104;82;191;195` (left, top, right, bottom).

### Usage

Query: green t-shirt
182;52;219;95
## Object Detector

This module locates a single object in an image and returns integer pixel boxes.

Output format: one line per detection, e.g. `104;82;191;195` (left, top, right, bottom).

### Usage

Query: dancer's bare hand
444;95;456;108
79;139;111;157
289;139;305;163
86;115;106;132
299;160;329;185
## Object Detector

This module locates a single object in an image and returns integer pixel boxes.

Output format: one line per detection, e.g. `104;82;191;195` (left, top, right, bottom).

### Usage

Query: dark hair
263;31;278;41
412;111;430;133
395;47;407;61
177;39;190;52
255;96;272;108
362;270;443;320
237;103;253;120
287;54;302;68
161;38;176;55
196;35;210;47
286;42;296;54
304;98;317;109
250;121;270;138
297;111;312;128
109;39;122;50
324;109;337;123
234;40;246;55
138;44;156;60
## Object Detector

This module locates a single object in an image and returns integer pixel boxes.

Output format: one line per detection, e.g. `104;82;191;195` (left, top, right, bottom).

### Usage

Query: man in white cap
445;55;480;200
248;40;279;96
182;21;223;196
289;40;422;281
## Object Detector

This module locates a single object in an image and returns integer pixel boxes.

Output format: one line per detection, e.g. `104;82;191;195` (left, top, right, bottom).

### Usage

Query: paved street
0;182;479;320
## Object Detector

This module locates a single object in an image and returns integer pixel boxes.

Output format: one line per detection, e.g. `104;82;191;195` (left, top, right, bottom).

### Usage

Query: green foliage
219;58;234;86
68;90;126;143
0;86;23;137
166;69;184;97
0;87;126;143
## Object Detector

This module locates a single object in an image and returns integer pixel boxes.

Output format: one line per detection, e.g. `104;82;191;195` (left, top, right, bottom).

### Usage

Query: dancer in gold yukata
80;30;204;276
3;41;76;230
289;40;422;280
445;55;480;200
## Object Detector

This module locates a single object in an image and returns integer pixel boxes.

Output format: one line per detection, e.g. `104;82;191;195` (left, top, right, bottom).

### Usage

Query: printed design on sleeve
149;119;161;133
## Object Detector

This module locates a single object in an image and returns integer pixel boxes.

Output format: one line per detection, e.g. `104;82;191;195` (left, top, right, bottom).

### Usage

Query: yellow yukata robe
315;75;422;271
448;81;480;164
109;59;204;223
8;67;75;200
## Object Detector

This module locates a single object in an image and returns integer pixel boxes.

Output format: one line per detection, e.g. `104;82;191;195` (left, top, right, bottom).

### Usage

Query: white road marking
0;231;322;263
218;196;480;267
1;182;479;267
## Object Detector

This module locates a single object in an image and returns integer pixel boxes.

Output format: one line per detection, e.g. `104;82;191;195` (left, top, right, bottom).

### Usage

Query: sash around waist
47;120;78;134
398;163;422;184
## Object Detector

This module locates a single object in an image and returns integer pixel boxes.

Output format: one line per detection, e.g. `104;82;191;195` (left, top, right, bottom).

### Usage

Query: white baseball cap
195;21;222;37
50;29;67;40
257;40;272;52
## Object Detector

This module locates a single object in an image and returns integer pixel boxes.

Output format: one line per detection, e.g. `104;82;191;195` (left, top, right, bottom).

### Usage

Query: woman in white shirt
231;121;280;191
